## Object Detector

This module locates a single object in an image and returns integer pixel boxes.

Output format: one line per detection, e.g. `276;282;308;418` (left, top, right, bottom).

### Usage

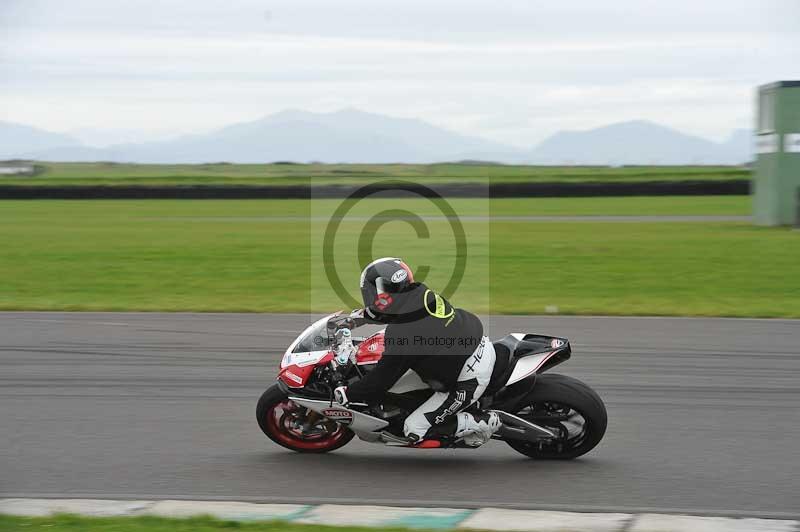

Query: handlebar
323;312;372;397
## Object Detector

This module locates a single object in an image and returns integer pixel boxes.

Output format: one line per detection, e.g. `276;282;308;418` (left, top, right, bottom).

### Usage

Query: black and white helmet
360;257;414;319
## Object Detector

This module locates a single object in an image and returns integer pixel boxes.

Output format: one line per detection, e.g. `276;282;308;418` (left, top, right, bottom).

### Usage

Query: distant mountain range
529;121;751;165
0;109;753;165
0;122;82;159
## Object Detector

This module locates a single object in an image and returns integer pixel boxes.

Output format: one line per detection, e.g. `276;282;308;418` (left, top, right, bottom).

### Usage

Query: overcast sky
1;0;798;147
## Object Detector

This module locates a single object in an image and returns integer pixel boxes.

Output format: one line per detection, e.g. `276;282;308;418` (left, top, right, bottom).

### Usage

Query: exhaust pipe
491;410;558;441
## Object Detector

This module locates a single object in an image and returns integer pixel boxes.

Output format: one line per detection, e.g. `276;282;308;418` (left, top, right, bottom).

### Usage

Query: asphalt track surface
2;312;798;518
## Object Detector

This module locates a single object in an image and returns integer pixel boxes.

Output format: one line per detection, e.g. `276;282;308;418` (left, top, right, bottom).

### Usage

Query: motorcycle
256;313;607;458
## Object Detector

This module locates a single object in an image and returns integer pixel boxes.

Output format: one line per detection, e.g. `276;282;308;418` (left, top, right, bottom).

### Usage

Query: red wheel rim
265;400;348;451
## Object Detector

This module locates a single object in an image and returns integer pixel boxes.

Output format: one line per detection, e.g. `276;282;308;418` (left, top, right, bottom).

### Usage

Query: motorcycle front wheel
505;373;607;459
256;384;354;453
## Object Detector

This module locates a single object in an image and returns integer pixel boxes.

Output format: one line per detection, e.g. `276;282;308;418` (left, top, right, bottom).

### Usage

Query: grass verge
1;197;796;318
0;514;432;532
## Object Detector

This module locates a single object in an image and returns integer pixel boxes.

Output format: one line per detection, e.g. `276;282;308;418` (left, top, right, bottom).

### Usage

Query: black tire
256;384;354;453
505;373;607;460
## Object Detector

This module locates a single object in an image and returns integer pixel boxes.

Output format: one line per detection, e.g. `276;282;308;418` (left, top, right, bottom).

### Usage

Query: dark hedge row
0;180;749;199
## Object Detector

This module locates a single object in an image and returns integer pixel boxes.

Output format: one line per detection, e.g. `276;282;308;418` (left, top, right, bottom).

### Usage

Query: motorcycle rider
332;257;501;447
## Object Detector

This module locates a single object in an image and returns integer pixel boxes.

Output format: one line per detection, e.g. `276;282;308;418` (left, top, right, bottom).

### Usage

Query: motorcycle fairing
280;315;570;403
289;397;389;441
505;350;560;384
281;350;331;369
278;351;332;388
279;314;385;388
493;333;572;386
354;332;384;365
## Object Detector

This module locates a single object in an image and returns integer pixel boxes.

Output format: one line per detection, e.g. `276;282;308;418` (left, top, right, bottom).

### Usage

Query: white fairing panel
505;351;555;385
387;369;429;393
289;397;389;441
280;350;328;369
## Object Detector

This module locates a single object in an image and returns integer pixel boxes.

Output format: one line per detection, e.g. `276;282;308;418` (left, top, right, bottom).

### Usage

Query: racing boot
455;411;501;447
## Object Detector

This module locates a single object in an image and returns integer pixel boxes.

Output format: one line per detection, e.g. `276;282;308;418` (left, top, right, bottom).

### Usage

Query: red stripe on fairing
278;363;314;388
535;350;557;371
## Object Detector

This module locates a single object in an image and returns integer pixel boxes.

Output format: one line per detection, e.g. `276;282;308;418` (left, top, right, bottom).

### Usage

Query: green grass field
0;514;424;532
2;196;797;318
0;162;749;186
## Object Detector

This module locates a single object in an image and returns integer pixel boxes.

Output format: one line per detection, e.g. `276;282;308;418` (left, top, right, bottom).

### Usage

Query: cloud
1;0;798;145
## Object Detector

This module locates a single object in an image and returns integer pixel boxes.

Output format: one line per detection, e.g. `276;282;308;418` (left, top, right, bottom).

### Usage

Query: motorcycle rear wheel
256;384;354;453
505;373;607;459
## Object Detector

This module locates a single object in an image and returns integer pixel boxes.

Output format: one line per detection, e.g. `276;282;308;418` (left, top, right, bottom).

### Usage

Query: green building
754;81;800;226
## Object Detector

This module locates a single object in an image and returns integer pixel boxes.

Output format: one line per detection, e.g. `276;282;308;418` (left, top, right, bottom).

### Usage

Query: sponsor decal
322;408;353;424
550;339;565;348
434;390;467;424
391;269;408;283
423;289;455;323
465;339;486;373
284;370;303;384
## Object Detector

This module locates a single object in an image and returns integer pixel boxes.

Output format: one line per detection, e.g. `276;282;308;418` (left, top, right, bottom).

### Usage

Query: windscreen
291;320;331;353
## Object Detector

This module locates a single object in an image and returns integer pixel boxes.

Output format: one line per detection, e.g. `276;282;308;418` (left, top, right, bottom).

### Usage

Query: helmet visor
375;276;403;294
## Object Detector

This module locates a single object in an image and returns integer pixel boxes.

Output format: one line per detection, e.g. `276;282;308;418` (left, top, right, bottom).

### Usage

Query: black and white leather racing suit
345;282;498;444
